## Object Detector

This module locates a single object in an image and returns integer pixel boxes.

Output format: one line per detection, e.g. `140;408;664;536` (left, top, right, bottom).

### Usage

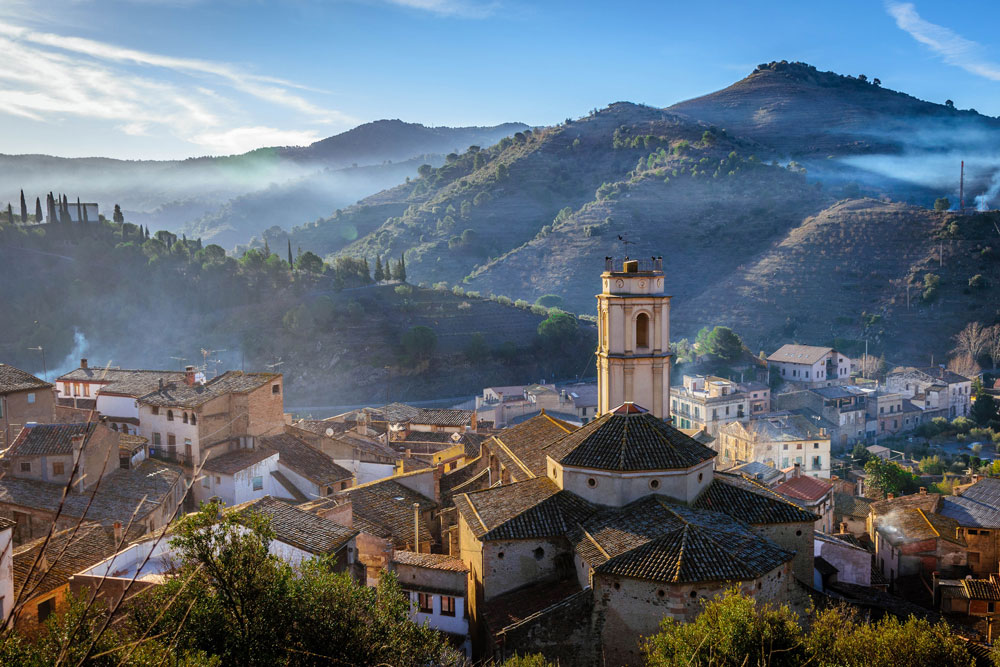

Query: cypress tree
76;197;82;223
398;253;407;282
19;189;27;224
374;256;384;281
35;197;42;223
113;204;124;224
384;257;392;281
264;239;271;257
6;202;13;226
287;239;293;267
362;257;371;281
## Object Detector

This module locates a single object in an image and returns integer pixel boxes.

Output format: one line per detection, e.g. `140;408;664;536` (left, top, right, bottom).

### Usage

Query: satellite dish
325;428;335;437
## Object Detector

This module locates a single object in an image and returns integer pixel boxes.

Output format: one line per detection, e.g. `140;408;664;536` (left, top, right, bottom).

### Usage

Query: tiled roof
767;344;834;365
834;493;872;519
577;496;794;584
939;478;1000;528
0;516;14;532
742;413;829;442
6;422;97;457
260;433;352;487
565;383;599;408
392;550;468;572
888;367;971;385
293;419;354;437
231;496;356;555
339;477;436;548
0;364;51;394
961;578;1000;601
58;366;182;384
202;447;276;475
811;386;856;399
554;406;716;472
455;477;595;541
482;578;583;634
726;461;784;485
869;492;940;516
412;409;473;427
98;371;187;398
14;522;122;599
138;371;279;408
875;507;964;546
773;475;832;503
694;473;819;524
487;413;576;480
118;433;148;453
0;459;182;525
372;403;421;423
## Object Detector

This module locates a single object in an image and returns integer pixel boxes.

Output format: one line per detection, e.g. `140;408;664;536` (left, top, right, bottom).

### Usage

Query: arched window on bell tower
635;312;650;349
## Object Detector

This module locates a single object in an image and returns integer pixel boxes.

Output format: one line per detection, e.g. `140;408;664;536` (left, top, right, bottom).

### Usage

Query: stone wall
754;521;814;582
492;589;600;666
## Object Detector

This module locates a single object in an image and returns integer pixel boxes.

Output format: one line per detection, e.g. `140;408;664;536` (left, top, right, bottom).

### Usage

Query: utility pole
27;346;46;381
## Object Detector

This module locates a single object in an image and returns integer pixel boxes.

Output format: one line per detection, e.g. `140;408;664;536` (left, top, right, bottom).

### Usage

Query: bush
934;197;951;211
969;274;986;289
394;284;413;297
535;294;564;309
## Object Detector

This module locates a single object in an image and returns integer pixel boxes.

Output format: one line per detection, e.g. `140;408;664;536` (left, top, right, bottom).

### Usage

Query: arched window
182;412;188;424
167;410;174;422
636;312;650;349
190;413;197;426
111;423;118;432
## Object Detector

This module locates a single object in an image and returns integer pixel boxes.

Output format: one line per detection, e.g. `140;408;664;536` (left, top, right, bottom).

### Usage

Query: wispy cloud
381;0;499;18
0;20;354;154
886;2;1000;81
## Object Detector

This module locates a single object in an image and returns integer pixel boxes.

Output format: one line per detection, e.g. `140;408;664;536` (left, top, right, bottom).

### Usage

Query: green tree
296;251;324;274
972;394;997;426
19;189;27;224
934;197;951;211
852;442;871;465
537;311;579;352
113;203;124;224
464;332;489;362
384;257;393;281
496;163;509;180
704;326;744;361
35;196;42;223
401;326;437;361
417;164;433;178
864;456;919;499
397;253;406;282
374;256;384;281
287;239;293;267
535;294;564;309
923;273;941;302
5;202;12;226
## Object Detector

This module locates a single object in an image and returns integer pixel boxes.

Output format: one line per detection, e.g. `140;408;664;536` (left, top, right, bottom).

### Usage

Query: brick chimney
185;365;196;386
113;521;123;544
793;462;801;478
80;358;88;369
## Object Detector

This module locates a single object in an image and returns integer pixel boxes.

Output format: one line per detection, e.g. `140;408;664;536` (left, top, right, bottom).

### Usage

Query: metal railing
604;256;663;273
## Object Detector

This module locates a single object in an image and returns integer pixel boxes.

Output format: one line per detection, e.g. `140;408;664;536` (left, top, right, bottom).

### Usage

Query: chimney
185;365;196;386
471;410;477;431
113;521;123;545
839;521;849;534
158;378;164;391
919;486;927;495
413;502;421;552
80;358;88;369
793;462;801;478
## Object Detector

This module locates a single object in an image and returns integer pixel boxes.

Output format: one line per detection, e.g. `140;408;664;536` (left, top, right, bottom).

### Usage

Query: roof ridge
619;410;629;470
461;492;489;534
579;524;611;561
916;508;940;537
492;436;536;479
543;412;573;433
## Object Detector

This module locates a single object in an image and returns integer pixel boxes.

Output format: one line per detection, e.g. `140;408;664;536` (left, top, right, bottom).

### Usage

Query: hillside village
2;256;1000;664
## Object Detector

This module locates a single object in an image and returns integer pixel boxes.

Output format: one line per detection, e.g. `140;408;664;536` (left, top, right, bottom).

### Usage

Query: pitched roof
773;475;833;503
6;422;97;457
482;578;584;634
138;371;280;408
260;433;352;487
869;491;940;516
455;477;595;541
938;478;1000;528
834;493;873;519
372;402;421;423
486;412;576;480
576;496;794;584
889;367;971;385
392;550;468;572
231;496;356;555
961;578;1000;601
411;408;473;427
58;366;183;386
339;476;436;548
742;414;829;442
14;522;122;599
767;344;834;365
98;371;187;398
202;447;277;475
553;405;716;472
726;461;784;485
694;473;820;524
875;506;964;546
0;364;51;395
0;459;182;525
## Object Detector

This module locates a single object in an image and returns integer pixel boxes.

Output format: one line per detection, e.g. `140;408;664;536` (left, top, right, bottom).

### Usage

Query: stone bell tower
596;257;672;419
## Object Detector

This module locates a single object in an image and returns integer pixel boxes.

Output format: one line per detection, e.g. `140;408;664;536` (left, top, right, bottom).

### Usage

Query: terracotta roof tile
961;578;1000;601
392;550;468;572
138;371;279;408
486;413;576;480
14;523;122;599
773;475;833;502
260;433;352;486
339;477;436;548
231;496;356;555
834;493;873;519
455;477;594;541
202;447;277;475
6;422;96;457
694;473;819;524
0;364;51;394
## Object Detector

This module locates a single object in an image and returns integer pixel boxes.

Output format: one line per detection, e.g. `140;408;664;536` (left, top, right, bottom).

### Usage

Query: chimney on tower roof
185;365;196;386
80;358;88;369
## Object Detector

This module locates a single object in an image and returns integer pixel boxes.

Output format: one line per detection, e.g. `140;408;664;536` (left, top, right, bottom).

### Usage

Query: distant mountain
0;119;527;248
264;61;1000;365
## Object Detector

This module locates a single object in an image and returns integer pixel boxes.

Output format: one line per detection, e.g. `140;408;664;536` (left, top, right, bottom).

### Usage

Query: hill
0;219;591;407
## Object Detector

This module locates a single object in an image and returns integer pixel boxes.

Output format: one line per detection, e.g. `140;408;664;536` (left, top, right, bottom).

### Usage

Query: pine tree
264;239;271;257
35;197;42;223
374;256;384;281
19;189;27;224
398;253;407;282
5;202;12;226
384;257;392;281
76;197;82;223
113;204;124;224
362;257;371;282
287;239;293;267
145;225;150;240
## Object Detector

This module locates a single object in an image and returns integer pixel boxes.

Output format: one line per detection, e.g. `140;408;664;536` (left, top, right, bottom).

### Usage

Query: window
533;547;545;560
73;383;80;396
440;595;456;617
812;456;822;470
418;593;433;613
969;552;981;565
27;393;35;404
215;476;221;484
272;383;281;395
37;597;55;623
168;434;176;449
52;462;64;476
783;444;788;451
635;313;650;348
167;410;174;421
813;443;819;449
111;423;118;432
152;432;161;446
182;412;188;424
202;476;210;489
190;413;197;425
20;462;30;472
649;479;660;490
252;476;264;491
796;443;803;450
152;406;159;416
587;478;597;488
82;384;89;397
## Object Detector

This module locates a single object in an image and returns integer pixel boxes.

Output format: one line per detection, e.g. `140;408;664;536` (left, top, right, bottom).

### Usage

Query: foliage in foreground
643;590;975;667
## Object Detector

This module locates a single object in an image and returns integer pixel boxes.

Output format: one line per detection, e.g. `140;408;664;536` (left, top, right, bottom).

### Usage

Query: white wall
139;405;200;460
555;459;714;506
96;395;139;420
409;591;468;639
0;525;12;622
197;453;280;506
275;462;321;501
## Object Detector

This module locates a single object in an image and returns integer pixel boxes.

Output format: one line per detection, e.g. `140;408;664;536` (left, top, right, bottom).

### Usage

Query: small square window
441;595;456;616
27;393;35;404
37;597;55;623
418;593;433;613
20;462;30;472
52;462;64;476
252;476;263;491
272;384;281;395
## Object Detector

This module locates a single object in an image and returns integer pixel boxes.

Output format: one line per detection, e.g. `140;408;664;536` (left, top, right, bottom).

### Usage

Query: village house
767;345;850;386
475;385;530;427
291;419;400;484
137;369;284;469
716;413;831;477
773;469;834;533
813;530;872;591
0;422;184;546
866;390;906;437
0;365;56;451
391;551;471;656
55;360;184;428
0;517;12;623
774;386;867;448
833;493;873;536
886;366;973;419
12;522;126;630
562;383;599;424
670;375;758;435
935;574;1000;637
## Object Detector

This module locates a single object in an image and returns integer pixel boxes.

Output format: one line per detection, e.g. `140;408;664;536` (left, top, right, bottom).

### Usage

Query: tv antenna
170;356;187;370
617;233;635;255
266;358;284;372
27;346;46;381
200;348;226;376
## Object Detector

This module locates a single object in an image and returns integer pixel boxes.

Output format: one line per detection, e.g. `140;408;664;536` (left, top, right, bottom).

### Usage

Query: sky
1;0;999;159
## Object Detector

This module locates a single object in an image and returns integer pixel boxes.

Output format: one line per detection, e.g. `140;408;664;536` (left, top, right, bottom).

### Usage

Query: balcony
149;448;193;467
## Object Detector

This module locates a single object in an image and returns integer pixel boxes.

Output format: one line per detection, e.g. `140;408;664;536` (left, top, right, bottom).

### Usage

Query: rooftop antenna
200;348;227;377
170;356;187;371
27;346;46;381
266;358;284;373
617;233;635;259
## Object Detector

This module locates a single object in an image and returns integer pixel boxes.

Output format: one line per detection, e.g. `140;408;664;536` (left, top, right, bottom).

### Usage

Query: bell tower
596;257;671;419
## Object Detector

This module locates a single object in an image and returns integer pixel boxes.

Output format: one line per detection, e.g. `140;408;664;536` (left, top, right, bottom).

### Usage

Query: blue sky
1;0;998;159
